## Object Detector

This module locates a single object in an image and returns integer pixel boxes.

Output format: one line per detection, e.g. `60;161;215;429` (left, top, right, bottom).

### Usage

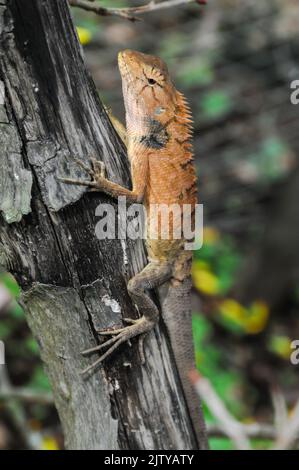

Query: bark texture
0;0;203;449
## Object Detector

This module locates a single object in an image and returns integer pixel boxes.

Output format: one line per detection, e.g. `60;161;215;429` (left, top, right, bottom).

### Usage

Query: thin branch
121;0;207;14
0;367;36;449
273;398;299;450
69;0;207;23
191;370;299;449
0;388;54;405
69;0;140;21
207;423;277;440
271;385;288;441
189;370;251;450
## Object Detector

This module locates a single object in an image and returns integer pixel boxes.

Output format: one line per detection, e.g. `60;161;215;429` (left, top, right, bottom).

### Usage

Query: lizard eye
147;78;156;86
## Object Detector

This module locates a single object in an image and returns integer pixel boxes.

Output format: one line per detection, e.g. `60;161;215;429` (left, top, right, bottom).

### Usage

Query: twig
0;388;54;405
271;385;288;441
273;398;299;450
69;0;207;23
207;422;277;440
0;367;36;449
191;371;299;449
190;370;251;450
0;367;54;449
120;0;207;14
69;0;140;21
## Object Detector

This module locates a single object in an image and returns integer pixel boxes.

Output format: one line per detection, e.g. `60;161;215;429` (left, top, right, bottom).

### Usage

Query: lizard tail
159;277;209;450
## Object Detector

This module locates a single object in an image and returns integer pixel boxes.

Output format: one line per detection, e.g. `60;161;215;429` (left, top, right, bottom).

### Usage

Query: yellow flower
193;259;210;271
76;27;92;45
245;301;269;334
269;335;292;359
219;299;269;334
192;263;220;295
219;299;246;322
41;436;59;451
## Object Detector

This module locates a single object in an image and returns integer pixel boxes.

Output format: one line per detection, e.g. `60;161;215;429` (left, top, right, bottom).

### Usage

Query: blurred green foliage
177;59;215;87
0;272;51;392
192;226;297;449
194;229;241;295
0;272;20;298
201;90;233;119
158;33;190;63
248;137;291;183
192;312;245;450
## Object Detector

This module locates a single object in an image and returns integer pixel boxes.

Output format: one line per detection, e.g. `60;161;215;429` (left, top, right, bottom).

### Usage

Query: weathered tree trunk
0;0;202;449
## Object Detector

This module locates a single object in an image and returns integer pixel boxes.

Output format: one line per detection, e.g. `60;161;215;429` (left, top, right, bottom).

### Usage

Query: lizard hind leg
81;261;172;375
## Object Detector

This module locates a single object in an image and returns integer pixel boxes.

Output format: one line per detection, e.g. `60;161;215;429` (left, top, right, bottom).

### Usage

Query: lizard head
118;50;178;131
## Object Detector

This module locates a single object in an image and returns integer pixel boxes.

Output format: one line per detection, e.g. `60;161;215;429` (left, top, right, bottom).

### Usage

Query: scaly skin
60;50;208;449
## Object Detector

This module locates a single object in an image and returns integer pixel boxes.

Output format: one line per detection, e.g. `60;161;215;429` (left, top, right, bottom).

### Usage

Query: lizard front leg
58;154;147;204
81;261;172;374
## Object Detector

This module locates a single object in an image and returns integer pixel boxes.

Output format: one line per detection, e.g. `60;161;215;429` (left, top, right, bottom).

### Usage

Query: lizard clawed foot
81;316;154;375
96;317;139;335
58;156;106;190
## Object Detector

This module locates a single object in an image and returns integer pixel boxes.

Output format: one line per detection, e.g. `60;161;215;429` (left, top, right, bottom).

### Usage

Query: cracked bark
0;0;201;449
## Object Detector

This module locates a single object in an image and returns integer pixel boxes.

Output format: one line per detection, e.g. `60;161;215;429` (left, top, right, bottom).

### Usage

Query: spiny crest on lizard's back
174;91;194;142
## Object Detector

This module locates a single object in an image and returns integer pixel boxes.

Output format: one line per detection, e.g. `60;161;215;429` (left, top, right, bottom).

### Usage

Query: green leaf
251;438;273;450
25;337;40;355
245;137;290;184
259;137;289;181
10;301;25;319
178;60;214;87
0;321;13;340
209;437;234;450
262;137;287;159
192;312;212;344
0;273;21;298
29;366;51;392
158;33;188;61
201;90;232;119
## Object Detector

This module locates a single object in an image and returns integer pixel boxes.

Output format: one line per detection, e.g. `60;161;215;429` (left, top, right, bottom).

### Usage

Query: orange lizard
59;50;207;449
